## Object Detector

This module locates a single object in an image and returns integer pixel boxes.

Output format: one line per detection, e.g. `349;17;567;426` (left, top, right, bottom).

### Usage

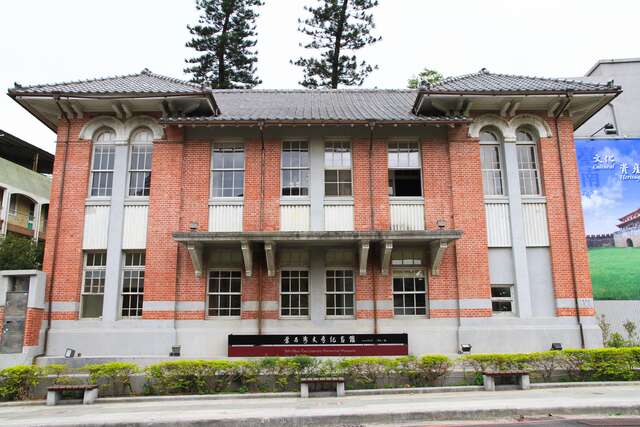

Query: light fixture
64;348;76;358
460;344;472;354
436;219;446;229
590;123;616;137
189;222;199;231
551;343;563;351
170;345;181;357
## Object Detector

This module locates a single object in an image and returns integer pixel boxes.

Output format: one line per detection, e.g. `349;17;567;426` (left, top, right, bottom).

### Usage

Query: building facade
0;129;52;242
4;69;620;360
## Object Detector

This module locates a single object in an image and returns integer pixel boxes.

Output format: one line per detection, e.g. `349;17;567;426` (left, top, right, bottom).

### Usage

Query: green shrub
564;348;640;381
0;365;42;401
338;357;396;389
461;353;529;374
526;352;568;382
84;362;138;396
43;364;74;385
396;355;451;387
145;360;241;395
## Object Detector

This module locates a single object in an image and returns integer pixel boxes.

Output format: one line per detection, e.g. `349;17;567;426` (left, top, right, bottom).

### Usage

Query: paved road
1;384;639;426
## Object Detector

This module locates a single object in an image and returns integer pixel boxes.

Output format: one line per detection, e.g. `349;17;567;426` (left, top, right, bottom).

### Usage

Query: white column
33;202;41;241
503;138;532;318
102;143;129;322
0;189;11;236
309;139;325;231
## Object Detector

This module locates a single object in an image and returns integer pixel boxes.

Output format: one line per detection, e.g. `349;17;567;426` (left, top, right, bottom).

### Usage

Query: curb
2;381;640;408
11;404;640;427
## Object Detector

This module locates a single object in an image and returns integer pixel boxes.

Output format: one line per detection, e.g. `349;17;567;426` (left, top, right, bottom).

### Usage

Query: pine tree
292;0;382;89
407;68;444;89
185;0;263;89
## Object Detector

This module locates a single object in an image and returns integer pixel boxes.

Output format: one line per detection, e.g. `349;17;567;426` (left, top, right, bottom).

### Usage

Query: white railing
280;202;310;231
82;205;110;249
484;200;511;247
123;205;148;249
389;199;425;231
209;203;243;232
522;199;549;246
324;203;354;231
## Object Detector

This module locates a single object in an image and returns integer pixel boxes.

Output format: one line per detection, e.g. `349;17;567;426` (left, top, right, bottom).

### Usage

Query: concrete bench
300;377;345;398
482;370;530;391
47;384;99;405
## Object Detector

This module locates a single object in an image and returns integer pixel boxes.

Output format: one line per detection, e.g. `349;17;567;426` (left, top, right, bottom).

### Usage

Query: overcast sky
1;0;638;154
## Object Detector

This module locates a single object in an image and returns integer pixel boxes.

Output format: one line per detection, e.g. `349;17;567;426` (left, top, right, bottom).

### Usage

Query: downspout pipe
33;98;70;365
367;121;379;336
554;92;586;348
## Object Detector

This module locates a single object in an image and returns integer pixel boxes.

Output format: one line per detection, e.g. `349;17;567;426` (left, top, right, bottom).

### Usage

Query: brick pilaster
143;126;184;319
448;126;492;317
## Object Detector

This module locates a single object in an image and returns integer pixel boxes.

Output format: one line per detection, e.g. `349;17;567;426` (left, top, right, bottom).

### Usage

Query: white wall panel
280;204;310;231
324;204;354;231
82;205;110;249
122;205;148;249
389;202;424;231
485;202;511;247
522;201;550;247
209;204;243;232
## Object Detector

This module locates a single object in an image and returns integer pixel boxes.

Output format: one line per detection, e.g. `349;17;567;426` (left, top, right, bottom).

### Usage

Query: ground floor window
81;251;106;318
392;269;427;316
326;269;354;317
281;270;309;317
491;285;514;314
121;251;145;318
207;270;242;317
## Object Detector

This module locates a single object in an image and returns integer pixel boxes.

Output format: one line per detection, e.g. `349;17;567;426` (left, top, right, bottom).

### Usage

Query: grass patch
589;248;640;300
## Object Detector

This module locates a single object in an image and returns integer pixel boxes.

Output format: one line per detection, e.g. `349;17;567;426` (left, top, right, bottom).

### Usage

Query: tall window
282;141;309;196
81;252;106;318
128;128;153;197
90;129;115;197
207;270;242;317
480;129;505;196
326;269;354;317
121;251;145;318
212;144;244;198
392;269;427;316
388;142;422;197
280;270;309;317
324;141;352;196
516;128;542;196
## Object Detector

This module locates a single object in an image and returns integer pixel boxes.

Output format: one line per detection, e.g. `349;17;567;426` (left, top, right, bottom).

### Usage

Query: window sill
389;196;424;204
209;198;244;206
484;196;509;203
325;315;356;320
521;195;547;203
85;198;112;206
279;316;311;320
323;197;354;205
280;197;311;205
124;198;149;206
205;316;242;320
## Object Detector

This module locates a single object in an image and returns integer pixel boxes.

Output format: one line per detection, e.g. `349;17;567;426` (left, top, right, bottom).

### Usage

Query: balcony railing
389;198;425;231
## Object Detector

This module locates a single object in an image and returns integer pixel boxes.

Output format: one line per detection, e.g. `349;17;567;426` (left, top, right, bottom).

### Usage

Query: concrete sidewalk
1;384;640;427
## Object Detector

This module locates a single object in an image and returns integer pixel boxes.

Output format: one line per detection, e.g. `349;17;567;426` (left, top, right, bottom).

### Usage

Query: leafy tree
0;234;43;270
292;0;382;89
407;68;444;89
185;0;263;89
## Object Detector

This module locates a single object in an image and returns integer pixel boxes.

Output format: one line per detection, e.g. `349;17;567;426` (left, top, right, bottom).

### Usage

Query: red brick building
4;69;621;360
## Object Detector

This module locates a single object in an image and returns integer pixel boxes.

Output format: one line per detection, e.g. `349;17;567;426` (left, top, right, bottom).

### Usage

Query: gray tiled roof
161;89;466;123
9;69;204;95
426;69;620;93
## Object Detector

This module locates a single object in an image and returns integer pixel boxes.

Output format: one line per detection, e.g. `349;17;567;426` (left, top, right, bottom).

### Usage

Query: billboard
576;138;640;300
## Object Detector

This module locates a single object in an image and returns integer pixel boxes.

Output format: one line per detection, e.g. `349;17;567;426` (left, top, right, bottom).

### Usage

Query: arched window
479;127;505;196
90;128;116;197
516;126;542;196
128;128;154;197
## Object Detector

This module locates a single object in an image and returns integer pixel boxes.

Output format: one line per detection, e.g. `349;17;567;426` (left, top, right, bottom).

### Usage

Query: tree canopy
292;0;382;89
185;0;263;89
0;234;43;271
407;68;444;89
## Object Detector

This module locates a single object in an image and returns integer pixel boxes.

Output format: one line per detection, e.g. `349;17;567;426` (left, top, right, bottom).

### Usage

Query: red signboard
228;334;408;357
